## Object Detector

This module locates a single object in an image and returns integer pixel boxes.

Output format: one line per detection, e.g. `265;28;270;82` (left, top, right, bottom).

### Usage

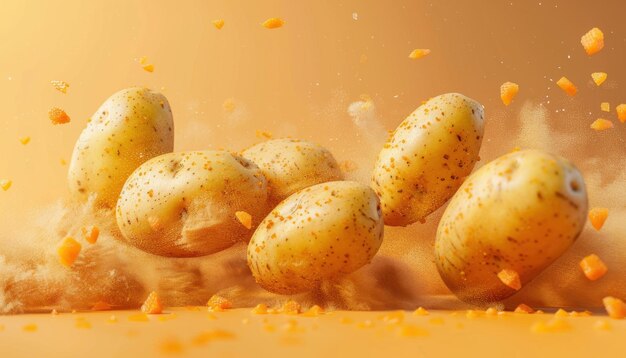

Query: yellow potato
247;181;384;294
116;151;268;257
68;87;174;208
435;149;588;304
241;138;343;205
372;93;485;226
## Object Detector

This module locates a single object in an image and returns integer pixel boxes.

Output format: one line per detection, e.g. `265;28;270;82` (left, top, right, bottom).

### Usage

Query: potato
241;138;343;205
372;93;485;226
247;181;384;294
116;150;269;257
68;87;174;208
435;149;588;304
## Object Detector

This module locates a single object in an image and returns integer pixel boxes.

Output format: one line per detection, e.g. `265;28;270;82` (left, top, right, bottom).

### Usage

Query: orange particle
531;318;572;333
413;307;429;316
127;313;149;322
579;254;608;281
594;319;612;330
22;324;38;332
262;18;284;29
591;72;607;86
48;107;71;124
600;102;610;112
255;130;273;139
500;82;519;106
82;225;100;244
555;309;569;317
252;303;268;314
581;27;604;56
192;330;235;346
141;291;164;314
207;295;232;311
91;301;112;311
588;207;609;230
590;118;613;131
19;136;31;145
398;324;429;337
603;296;626;319
235;211;252;230
303;305;324;317
50;80;70;94
212;19;225;29
408;49;431;59
556;77;577;96
1;179;12;191
281;300;301;315
514;304;535;314
58;237;81;267
142;64;154;72
616;104;626;123
497;268;522;290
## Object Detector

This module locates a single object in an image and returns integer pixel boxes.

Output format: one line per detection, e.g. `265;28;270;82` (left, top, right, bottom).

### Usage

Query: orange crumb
514;304;535;314
408;49;431;59
531;318;571;333
581;27;604;56
82;225;100;244
602;296;626;319
91;301;111;311
281;300;301;315
252;303;268;314
413;307;429;316
128;313;149;322
192;330;235;346
398;324;429;337
50;80;70;94
235;211;252;229
212;19;225;29
600;102;610;112
497;268;522;290
22;324;38;332
580;254;608;281
60;159;67;166
58;237;81;267
1;179;12;191
303;305;324;317
19;136;31;145
555;309;569;317
588;207;609;230
48;107;71;124
380;311;405;324
262;18;284;29
466;310;481;319
485;307;499;316
591;72;607;86
616;104;626;123
500;82;519;106
590;118;613;131
569;310;592;317
255;130;273;139
141;291;164;314
556;77;577;96
142;64;154;72
207;295;232;311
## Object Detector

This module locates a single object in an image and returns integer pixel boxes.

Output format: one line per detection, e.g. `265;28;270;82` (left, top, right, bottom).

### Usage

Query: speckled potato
435;149;588;304
241;138;343;205
372;93;485;226
116;151;269;257
247;181;384;294
68;87;174;208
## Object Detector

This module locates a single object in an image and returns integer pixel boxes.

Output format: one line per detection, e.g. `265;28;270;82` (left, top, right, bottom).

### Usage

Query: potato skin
372;93;485;226
435;149;588;304
68;87;174;208
247;181;384;294
241;138;343;205
116;151;268;257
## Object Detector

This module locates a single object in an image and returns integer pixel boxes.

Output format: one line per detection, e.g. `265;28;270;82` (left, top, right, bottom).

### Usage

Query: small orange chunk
1;179;12;191
303;305;324;317
262;18;284;29
19;136;31;145
588;207;609;230
281;300;301;315
212;19;225;29
207;295;232;311
141;291;164;314
600;102;610;112
58;237;81;267
591;72;607;86
514;304;535;314
82;225;100;244
235;211;252;229
531;318;571;333
581;27;605;56
602;296;626;319
408;49;431;59
413;307;429;316
500;81;519;106
22;324;38;332
48;107;71;124
616;104;626;123
497;268;522;290
556;77;577;96
579;254;608;281
51;80;70;94
590;118;613;131
142;64;154;72
255;130;273;139
252;303;268;314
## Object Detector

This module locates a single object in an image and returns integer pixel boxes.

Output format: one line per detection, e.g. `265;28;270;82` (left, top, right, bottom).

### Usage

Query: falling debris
48;107;71;124
581;27;604;56
591;72;607;86
212;19;225;29
408;49;431;59
262;18;284;29
19;136;31;145
556;77;577;96
50;80;70;94
500;82;519;106
590;118;613;131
